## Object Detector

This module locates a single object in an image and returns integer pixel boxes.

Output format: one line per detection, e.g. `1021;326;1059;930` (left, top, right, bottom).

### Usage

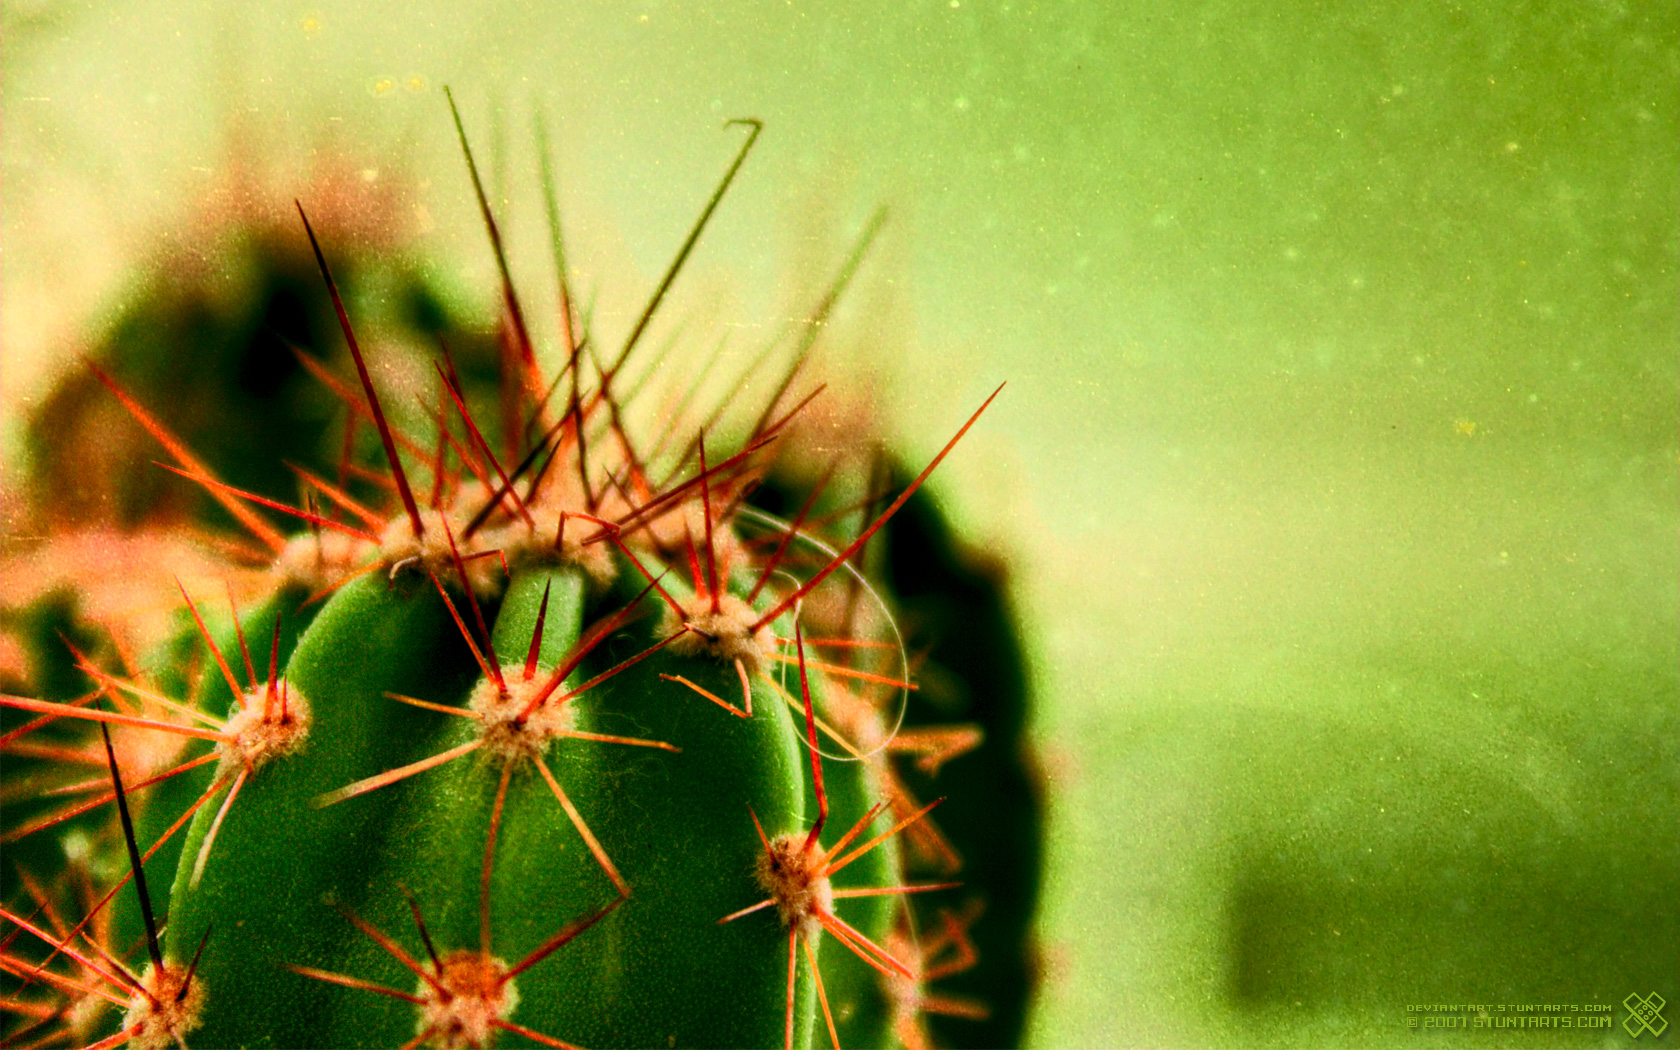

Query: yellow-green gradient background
5;2;1675;1046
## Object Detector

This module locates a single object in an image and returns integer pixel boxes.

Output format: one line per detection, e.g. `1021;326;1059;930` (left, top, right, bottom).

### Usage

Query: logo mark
1624;992;1668;1038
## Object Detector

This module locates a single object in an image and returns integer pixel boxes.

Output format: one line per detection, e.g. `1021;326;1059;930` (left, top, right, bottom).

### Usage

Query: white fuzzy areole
414;952;517;1050
665;592;769;672
121;961;205;1050
274;529;372;590
377;507;508;599
757;832;835;943
214;679;311;778
468;667;579;765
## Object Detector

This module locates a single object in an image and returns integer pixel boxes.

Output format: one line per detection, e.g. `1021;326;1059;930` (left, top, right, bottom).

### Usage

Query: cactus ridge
2;102;1008;1050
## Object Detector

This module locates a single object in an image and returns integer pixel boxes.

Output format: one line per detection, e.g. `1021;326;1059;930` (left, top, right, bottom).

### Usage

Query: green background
4;1;1675;1046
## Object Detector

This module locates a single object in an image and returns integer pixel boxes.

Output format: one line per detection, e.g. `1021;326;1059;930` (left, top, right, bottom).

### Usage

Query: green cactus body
1;102;1027;1050
812;746;900;1050
499;569;816;1048
165;570;479;1048
111;583;316;957
154;547;827;1048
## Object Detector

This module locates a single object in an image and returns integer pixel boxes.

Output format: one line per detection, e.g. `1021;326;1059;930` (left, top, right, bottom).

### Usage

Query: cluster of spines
2;96;1001;1050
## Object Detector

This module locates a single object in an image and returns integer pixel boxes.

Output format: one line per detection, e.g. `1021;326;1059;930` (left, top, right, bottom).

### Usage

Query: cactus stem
312;586;678;894
9;106;1018;1047
292;812;624;1049
722;626;951;1046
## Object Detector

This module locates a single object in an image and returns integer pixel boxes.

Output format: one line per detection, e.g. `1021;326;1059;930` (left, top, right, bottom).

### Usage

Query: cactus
1;100;1031;1049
